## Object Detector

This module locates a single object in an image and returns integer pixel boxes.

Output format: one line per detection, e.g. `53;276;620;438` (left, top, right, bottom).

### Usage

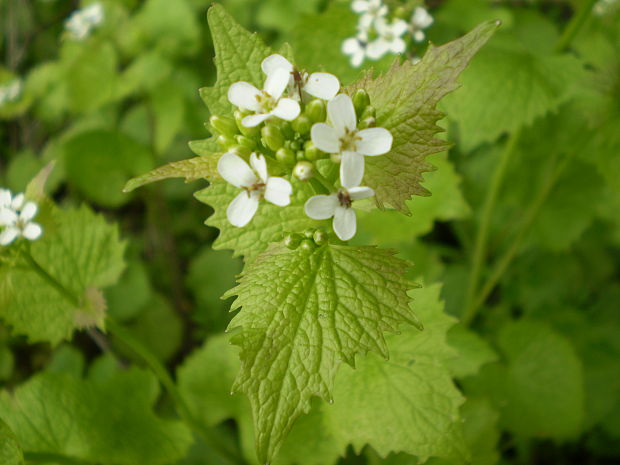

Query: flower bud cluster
213;54;393;241
342;0;433;67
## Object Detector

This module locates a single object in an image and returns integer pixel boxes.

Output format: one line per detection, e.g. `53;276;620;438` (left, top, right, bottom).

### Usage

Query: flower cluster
0;79;22;107
343;0;433;67
65;2;104;40
213;54;393;241
0;189;43;246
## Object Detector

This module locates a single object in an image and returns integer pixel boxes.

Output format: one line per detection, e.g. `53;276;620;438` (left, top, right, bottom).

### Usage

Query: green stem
462;0;597;326
462;128;521;326
105;318;245;465
24;452;92;465
472;157;567;313
554;0;598;53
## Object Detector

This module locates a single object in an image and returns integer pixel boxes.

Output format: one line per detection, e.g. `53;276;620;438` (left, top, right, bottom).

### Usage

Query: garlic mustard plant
65;2;104;40
410;6;434;42
367;18;409;59
217;152;292;227
342;30;371;68
0;189;43;246
311;94;392;189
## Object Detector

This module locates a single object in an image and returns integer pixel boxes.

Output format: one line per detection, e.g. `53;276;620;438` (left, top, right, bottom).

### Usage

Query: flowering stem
554;0;597;53
105;318;246;465
462;128;521;326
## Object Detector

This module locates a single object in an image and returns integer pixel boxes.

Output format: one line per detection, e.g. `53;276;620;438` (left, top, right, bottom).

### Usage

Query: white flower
65;2;104;40
0;190;43;246
0;79;22;106
217;152;293;227
311;94;393;188
366;18;409;60
304;184;374;241
410;6;433;42
261;54;340;101
342;30;369;68
352;0;388;29
228;68;301;128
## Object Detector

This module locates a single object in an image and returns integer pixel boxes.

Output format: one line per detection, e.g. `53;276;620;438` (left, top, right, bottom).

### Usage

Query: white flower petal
264;68;290;100
250;153;268;183
227;191;259;227
265;177;292;207
304;73;340;100
11;193;24;210
261;54;293;76
228;82;261;111
0;227;19;246
20;202;38;222
0;208;17;226
217;152;258;188
412;7;433;28
327;94;357;132
341;152;365;189
351;51;365;68
311;123;340;154
413;30;425;43
23;223;42;241
352;0;369;13
342;37;362;55
304;195;338;220
271;98;301;121
348;186;375;201
333;206;357;241
366;38;390;60
0;189;11;208
356;127;393;155
242;113;271;127
392;19;409;36
390;38;406;54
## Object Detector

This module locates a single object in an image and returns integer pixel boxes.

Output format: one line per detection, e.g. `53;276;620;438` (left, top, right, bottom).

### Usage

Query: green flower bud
276;147;296;166
235;135;256;150
359;116;376;129
361;105;376;121
292;115;312;135
305;99;326;123
303;228;315;238
296;151;305;161
289;140;302;151
313;229;328;246
293;161;314;181
209;115;238;137
234;110;260;137
304;141;322;161
284;233;302;250
279;121;295;139
261;124;284;151
217;135;235;149
229;144;251;158
353;89;371;117
299;239;315;252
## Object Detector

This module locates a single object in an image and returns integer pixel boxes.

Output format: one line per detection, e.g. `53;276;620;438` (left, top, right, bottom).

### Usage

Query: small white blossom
0;189;43;246
65;2;104;40
217;152;293;227
0;79;23;106
342;29;370;68
352;0;388;29
304;182;374;241
367;18;409;60
311;94;392;188
228;68;301;127
261;54;340;101
410;6;433;43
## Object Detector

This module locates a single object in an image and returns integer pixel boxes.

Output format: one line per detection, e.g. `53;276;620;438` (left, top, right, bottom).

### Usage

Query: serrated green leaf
195;179;320;261
0;368;192;465
124;155;217;192
346;20;498;213
323;284;468;463
0;418;23;465
445;324;497;379
0;206;126;344
225;242;418;462
201;4;272;116
443;44;584;151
